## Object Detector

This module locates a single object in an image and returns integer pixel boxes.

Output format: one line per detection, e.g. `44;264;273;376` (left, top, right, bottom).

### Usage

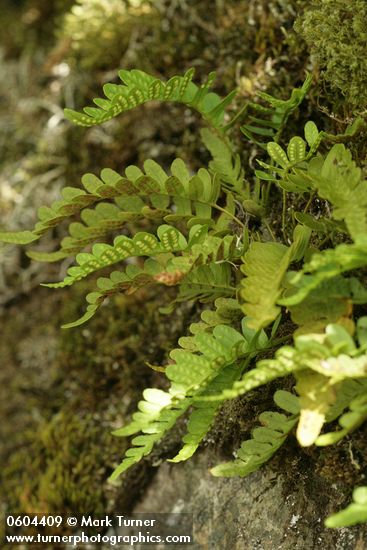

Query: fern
199;345;303;402
168;364;240;463
325;487;367;527
1;158;221;256
281;243;367;307
3;64;367;527
285;276;367;334
44;224;189;288
316;391;367;446
240;74;312;147
241;225;311;329
62;229;242;327
110;324;250;478
64;68;236;130
200;128;245;194
211;390;299;477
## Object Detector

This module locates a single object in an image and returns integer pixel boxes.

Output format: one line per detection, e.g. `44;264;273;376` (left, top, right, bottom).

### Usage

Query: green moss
295;1;367;110
1;285;193;515
60;0;159;71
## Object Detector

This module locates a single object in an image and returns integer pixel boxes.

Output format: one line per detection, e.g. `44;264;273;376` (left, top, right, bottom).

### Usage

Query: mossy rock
295;0;367;111
0;284;193;516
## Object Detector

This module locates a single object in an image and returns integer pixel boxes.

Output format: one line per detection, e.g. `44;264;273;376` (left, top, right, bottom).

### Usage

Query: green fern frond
241;225;311;329
310;144;367;244
199;345;302;402
4;158;221;259
325;487;367;528
179;298;243;351
200;128;245;194
44;225;189;288
281;243;367;308
316;391;367;446
256;124;366;197
62;230;242;327
169;364;240;463
110;324;249;477
64;68;237;130
240;74;312;147
286;276;367;333
174;263;235;303
326;379;367;423
210;390;299;477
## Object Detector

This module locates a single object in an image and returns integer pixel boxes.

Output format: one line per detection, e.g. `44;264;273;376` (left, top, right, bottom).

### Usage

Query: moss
59;0;159;71
295;0;367;111
0;285;193;516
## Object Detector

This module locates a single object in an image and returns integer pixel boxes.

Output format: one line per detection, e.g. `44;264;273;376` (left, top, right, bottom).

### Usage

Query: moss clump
0;285;194;517
295;0;367;110
60;0;159;71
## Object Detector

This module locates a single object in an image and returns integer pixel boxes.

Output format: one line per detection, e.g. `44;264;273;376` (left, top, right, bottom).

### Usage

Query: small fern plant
1;67;367;528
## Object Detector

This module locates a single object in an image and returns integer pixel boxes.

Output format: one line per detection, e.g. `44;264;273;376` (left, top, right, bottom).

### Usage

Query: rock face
131;453;367;550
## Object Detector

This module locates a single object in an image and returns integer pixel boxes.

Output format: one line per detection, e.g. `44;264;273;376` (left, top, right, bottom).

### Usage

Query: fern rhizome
2;67;367;528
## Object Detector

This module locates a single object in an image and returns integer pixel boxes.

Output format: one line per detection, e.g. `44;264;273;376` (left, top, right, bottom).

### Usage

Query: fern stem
263;219;276;241
212;204;246;229
303;191;316;214
282;189;287;239
223;102;249;131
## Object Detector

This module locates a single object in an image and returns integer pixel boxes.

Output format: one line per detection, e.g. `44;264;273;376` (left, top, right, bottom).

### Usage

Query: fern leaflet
211;390;299;477
64;68;236;130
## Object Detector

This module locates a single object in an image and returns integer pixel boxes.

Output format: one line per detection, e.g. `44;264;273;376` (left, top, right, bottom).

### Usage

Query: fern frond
44;225;190;288
174;263;235;303
316;391;367;446
295;370;336;447
286;276;367;334
178;298;243;352
256;125;367;199
281;243;367;308
110;324;250;477
240;74;312;147
325;487;367;528
199;345;302;402
326;379;367;423
241;225;311;329
64;68;237;130
3;158;221;258
210;390;299;477
62;230;242;327
200;128;245;194
169;364;240;463
310;144;367;244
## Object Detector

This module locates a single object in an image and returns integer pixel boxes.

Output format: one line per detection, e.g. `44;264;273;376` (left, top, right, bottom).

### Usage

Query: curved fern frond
325;487;367;528
281;243;367;308
200;128;245;194
241;225;311;329
240;74;312;147
64;68;237;130
169;364;240;463
211;390;299;477
316;391;367;446
2;158;221;257
198;344;302;402
44;224;188;288
62;230;242;328
110;324;249;478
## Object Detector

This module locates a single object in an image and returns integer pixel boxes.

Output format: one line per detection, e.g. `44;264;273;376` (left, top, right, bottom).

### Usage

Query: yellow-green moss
295;0;367;110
